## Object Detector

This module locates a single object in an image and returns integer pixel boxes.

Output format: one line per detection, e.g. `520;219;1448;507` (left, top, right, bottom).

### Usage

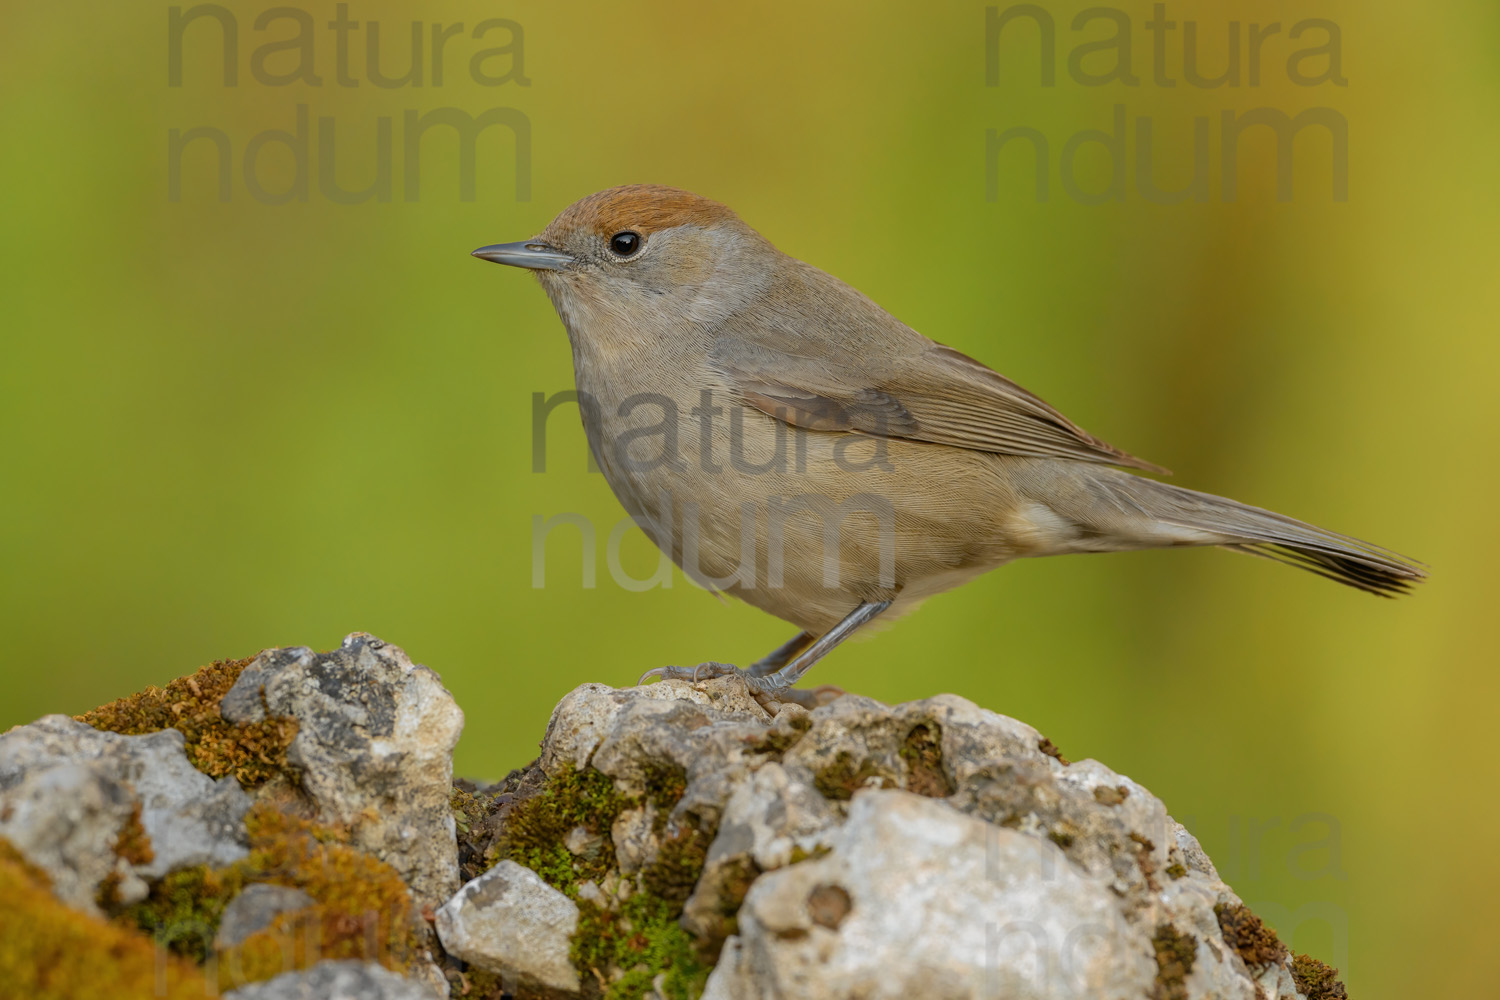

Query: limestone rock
435;859;581;996
509;676;1330;1000
0;637;1344;1000
0;761;146;912
0;715;251;912
681;761;838;944
221;960;435;1000
221;632;463;905
704;790;1156;1000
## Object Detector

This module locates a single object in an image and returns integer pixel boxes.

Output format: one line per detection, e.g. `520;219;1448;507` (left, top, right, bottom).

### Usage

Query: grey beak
470;240;574;271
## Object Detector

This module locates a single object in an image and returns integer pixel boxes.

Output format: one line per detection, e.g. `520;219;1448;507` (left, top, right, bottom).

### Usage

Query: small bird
473;185;1424;706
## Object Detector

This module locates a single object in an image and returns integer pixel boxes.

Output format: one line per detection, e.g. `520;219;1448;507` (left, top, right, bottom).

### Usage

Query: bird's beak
470;240;574;271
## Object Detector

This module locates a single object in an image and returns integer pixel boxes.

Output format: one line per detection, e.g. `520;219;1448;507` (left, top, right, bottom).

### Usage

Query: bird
472;184;1425;707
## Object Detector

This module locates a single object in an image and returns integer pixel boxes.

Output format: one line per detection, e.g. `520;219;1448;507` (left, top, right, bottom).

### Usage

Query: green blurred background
2;1;1494;993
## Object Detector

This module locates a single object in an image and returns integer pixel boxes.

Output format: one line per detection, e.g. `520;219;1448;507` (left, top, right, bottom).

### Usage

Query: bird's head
472;185;776;334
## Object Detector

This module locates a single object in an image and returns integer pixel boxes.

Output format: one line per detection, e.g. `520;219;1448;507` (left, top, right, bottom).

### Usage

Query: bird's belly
589;398;1027;634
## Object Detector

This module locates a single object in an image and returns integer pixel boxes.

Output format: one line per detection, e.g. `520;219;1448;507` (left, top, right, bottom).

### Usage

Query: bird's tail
1085;471;1426;597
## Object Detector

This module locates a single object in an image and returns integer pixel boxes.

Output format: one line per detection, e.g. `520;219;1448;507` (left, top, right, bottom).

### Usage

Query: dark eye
609;231;642;257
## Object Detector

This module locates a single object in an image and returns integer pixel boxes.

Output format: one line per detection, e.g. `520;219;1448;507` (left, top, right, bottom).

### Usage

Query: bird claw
693;661;738;683
637;665;677;685
635;663;845;711
636;662;737;687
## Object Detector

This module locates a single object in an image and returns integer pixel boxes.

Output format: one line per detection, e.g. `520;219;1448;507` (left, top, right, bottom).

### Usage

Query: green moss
575;894;709;1000
76;655;297;787
1214;901;1288;969
120;864;241;962
459;967;506;999
641;761;690;817
496;763;629;894
694;855;761;949
115;801;418;990
1291;952;1349;999
641;827;711;910
0;838;211;1000
899;724;955;798
450;785;491;838
813;751;897;801
1150;923;1197;1000
452;783;504;886
787;844;831;865
745;713;812;757
493;763;714;998
1165;863;1188;880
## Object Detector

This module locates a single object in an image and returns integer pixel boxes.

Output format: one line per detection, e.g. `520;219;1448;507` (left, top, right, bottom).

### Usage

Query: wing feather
713;339;1168;474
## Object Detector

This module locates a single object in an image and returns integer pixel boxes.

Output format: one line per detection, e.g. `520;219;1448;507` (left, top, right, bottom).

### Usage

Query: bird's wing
709;309;1169;475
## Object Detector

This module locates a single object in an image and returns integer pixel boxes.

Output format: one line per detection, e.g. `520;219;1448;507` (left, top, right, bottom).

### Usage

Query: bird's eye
609;231;642;258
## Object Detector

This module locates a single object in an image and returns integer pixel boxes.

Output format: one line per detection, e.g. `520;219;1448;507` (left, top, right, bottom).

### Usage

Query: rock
434;859;581;996
0;762;146;912
409;956;451;999
221;960;435;1000
221;632;464;905
704;789;1155;999
0;637;1346;1000
214;883;318;950
0;715;251;912
494;676;1331;1000
681;761;838;943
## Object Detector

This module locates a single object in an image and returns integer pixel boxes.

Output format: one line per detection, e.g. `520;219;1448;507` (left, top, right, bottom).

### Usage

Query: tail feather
1102;475;1426;598
1220;542;1419;597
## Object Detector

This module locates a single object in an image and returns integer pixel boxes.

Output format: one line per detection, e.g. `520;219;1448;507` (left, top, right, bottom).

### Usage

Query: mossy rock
471;762;711;1000
116;798;421;992
76;655;297;787
0;838;212;1000
6;653;424;996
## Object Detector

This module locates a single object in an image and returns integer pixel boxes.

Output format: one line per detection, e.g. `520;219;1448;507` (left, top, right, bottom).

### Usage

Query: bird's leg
636;632;810;686
637;602;891;708
752;601;890;694
746;631;814;677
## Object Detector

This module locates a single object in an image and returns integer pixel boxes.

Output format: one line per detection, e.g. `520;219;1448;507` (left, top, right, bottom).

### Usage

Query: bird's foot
637;662;844;710
637;661;740;686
